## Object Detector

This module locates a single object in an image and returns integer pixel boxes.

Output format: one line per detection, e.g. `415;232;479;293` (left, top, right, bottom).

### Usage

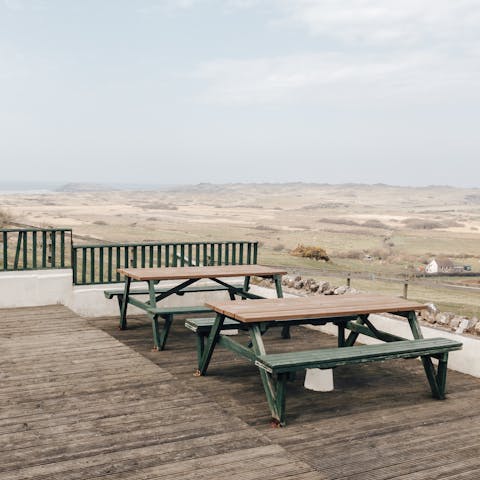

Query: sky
1;0;480;187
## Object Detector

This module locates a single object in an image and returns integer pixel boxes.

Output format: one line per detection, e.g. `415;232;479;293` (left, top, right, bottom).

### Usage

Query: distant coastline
0;181;478;194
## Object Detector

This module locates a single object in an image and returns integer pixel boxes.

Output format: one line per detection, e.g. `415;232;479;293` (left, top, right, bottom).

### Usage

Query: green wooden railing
0;228;72;271
72;241;258;285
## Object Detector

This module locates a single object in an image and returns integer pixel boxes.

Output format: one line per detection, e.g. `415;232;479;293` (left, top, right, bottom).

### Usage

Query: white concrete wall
67;281;240;318
0;269;72;308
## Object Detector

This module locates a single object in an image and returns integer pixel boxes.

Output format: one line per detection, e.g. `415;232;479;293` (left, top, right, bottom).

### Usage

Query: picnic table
106;265;287;350
192;293;462;426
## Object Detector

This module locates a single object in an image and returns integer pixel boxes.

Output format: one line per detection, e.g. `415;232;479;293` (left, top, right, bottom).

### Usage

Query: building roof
433;257;454;268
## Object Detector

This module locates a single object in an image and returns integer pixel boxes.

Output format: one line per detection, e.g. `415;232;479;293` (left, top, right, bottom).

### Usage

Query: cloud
271;1;480;47
136;0;203;14
190;1;480;106
194;48;480;106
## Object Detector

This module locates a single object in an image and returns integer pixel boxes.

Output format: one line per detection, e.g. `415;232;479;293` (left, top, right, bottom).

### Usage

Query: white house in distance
425;257;454;274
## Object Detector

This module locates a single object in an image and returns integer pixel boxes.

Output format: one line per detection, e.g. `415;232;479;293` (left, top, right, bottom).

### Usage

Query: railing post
403;280;409;299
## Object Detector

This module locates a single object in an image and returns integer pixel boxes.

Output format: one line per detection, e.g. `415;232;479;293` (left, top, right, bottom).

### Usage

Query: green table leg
407;311;444;399
119;276;131;330
273;275;290;339
249;324;287;426
195;313;225;376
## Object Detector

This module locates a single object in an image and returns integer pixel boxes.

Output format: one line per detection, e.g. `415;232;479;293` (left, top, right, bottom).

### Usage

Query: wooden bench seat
252;337;461;426
185;317;241;333
255;338;462;374
104;284;241;300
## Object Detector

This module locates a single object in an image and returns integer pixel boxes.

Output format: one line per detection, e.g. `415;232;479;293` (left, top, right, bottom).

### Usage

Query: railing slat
69;240;258;285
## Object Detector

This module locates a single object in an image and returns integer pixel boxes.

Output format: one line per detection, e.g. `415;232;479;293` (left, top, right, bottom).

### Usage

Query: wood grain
206;293;427;323
117;264;287;281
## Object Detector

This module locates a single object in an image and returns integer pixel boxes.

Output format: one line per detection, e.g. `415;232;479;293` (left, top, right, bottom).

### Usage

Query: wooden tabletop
205;293;427;323
117;264;287;281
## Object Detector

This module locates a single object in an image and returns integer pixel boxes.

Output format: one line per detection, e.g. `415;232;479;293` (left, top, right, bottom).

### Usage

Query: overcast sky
1;0;479;187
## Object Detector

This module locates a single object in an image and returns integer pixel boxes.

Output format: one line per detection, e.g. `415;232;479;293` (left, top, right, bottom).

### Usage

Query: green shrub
290;244;329;261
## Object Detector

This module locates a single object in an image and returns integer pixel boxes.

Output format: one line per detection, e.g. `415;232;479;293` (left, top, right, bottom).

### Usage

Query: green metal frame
72;240;259;285
116;272;283;351
194;309;462;427
0;228;72;272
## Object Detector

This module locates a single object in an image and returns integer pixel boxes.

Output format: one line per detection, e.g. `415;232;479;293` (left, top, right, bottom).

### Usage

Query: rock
294;275;302;282
309;282;319;292
324;288;335;295
475;321;480;335
421;310;437;324
294;280;304;290
318;281;330;293
449;317;461;331
334;285;348;295
455;318;470;334
466;317;478;333
435;312;454;325
425;303;438;314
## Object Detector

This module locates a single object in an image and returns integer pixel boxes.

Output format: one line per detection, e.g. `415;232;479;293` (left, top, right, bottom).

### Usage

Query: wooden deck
2;306;480;479
0;306;317;480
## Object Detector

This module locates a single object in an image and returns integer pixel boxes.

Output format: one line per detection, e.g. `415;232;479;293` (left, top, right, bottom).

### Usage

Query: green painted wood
197;313;226;375
185;317;240;333
255;338;462;374
22;231;28;268
50;230;56;267
81;248;87;284
42;230;47;267
107;247;113;282
346;319;407;343
104;283;243;299
90;247;95;283
116;246;121;281
71;241;258;284
13;231;22;270
60;230;65;267
99;247;104;283
2;231;7;270
146;304;213;316
32;230;37;269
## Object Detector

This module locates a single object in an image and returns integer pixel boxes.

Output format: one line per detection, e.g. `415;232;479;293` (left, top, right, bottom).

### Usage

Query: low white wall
67;281;239;318
0;269;72;308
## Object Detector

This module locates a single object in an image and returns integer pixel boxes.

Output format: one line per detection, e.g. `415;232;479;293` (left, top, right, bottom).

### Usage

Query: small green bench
254;337;462;426
104;284;241;302
185;317;243;362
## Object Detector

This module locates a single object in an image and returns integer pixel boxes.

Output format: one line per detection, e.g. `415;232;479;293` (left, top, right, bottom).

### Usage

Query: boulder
455;318;470;335
449;317;461;331
435;312;454;325
317;281;330;293
294;280;304;290
334;285;348;295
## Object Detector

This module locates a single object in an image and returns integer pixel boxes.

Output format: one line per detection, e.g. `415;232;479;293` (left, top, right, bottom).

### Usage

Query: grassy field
1;182;479;316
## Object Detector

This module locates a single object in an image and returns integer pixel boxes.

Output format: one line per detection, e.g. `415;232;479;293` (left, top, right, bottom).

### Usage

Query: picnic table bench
191;294;463;426
106;265;287;351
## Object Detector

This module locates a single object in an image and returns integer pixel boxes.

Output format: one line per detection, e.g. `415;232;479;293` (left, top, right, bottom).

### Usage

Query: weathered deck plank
0;306;318;480
93;313;480;480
